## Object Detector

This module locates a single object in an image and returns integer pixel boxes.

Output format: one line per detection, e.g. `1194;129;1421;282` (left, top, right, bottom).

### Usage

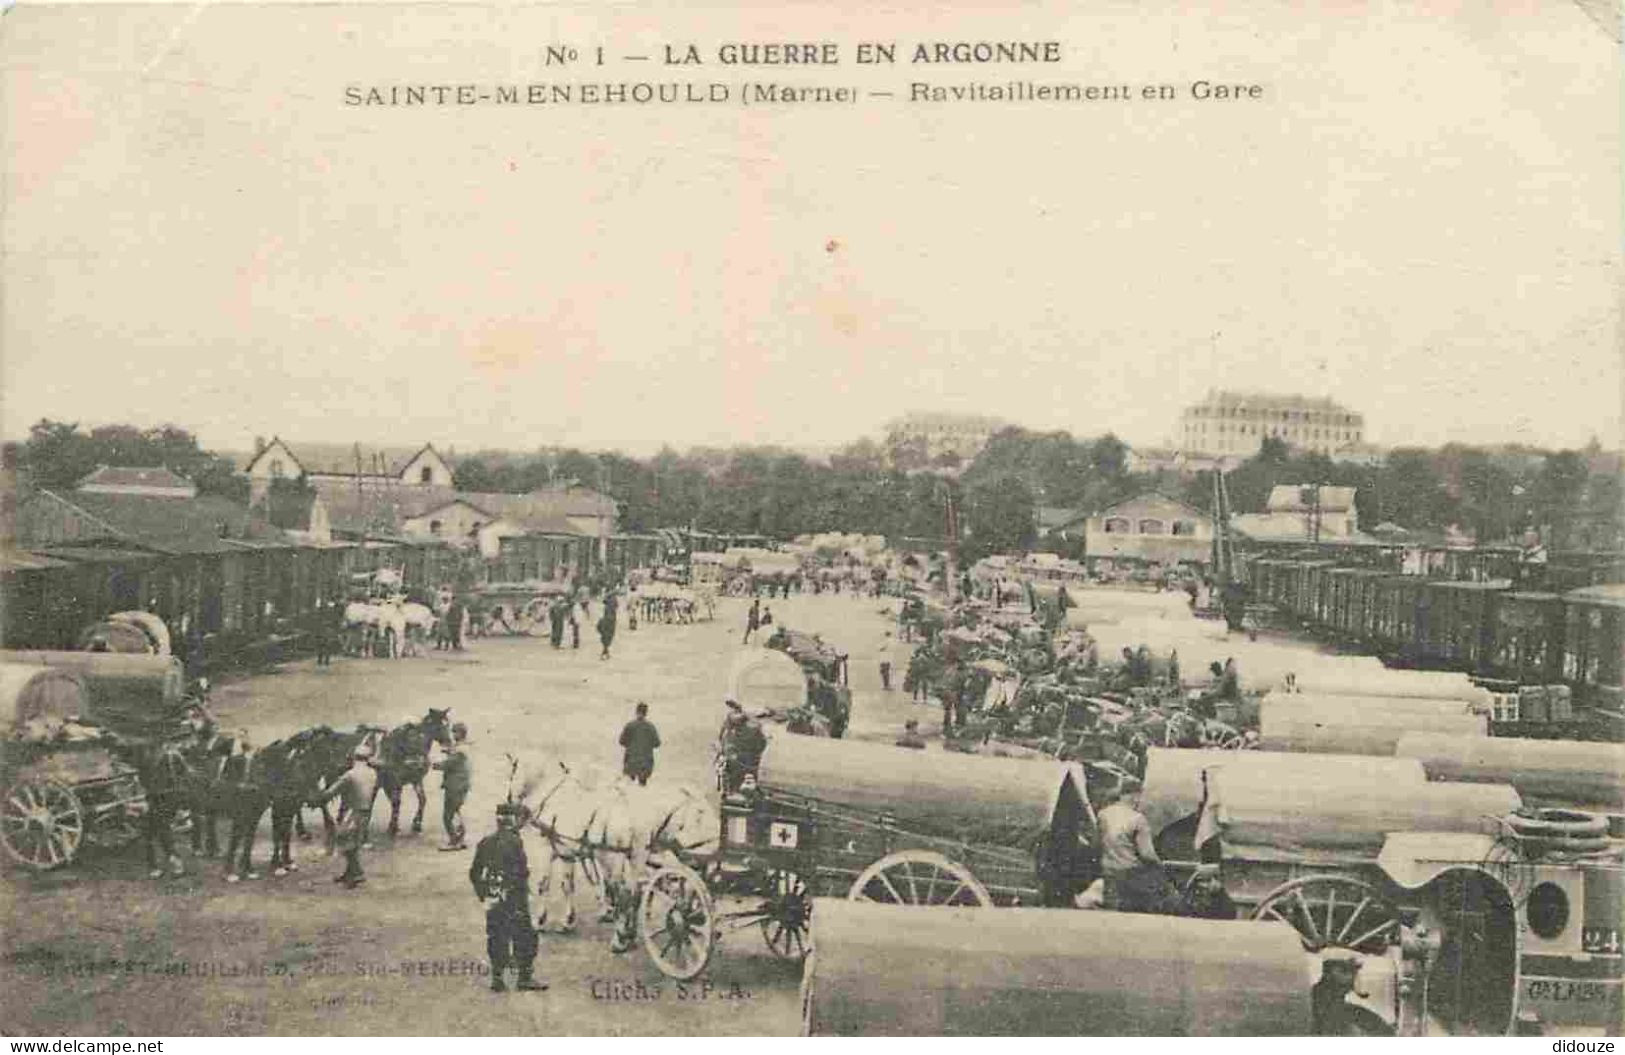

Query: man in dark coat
548;600;566;648
183;620;207;686
597;600;617;660
742;598;761;644
311;601;335;666
470;803;545;993
618;702;660;785
446;597;466;651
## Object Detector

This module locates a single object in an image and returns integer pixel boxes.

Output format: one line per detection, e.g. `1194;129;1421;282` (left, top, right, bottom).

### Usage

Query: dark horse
215;726;365;881
354;708;453;840
104;735;193;877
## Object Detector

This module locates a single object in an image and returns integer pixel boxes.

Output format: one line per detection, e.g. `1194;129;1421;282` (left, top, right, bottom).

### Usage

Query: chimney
254;436;267;456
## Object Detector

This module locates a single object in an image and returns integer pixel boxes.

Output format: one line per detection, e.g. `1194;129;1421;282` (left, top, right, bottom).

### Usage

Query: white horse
518;763;718;950
398;603;437;657
344;602;407;658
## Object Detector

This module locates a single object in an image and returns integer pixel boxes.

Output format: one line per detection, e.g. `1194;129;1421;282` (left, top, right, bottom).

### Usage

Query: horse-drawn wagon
631;736;1096;980
0;652;186;870
1138;751;1622;1035
469;580;570;636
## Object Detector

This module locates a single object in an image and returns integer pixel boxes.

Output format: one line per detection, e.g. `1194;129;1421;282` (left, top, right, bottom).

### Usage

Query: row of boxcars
1247;560;1625;713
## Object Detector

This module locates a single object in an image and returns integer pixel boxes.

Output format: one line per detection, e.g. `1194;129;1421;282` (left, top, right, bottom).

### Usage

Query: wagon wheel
848;850;994;908
726;578;751;598
1;779;85;871
638;861;716;980
759;869;813;961
1250;875;1400;956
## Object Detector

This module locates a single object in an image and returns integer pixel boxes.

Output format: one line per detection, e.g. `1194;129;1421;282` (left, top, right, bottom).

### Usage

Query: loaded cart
634;735;1098;980
0;652;187;871
469;581;570;636
1143;752;1624;1036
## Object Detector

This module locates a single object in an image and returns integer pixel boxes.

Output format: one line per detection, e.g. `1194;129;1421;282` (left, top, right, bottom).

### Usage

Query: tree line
7;419;1620;557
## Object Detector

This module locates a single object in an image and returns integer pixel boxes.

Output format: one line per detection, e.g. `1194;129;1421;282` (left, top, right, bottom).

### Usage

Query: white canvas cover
1195;766;1522;864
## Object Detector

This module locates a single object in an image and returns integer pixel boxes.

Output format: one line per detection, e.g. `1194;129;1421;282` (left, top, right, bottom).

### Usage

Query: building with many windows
1179;390;1366;460
882;412;1010;466
1082;492;1213;571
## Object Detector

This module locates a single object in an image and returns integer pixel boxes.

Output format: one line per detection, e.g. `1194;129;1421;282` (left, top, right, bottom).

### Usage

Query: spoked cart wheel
759;869;813;961
847;850;994;907
639;861;716;980
1;778;85;871
1250;875;1400;955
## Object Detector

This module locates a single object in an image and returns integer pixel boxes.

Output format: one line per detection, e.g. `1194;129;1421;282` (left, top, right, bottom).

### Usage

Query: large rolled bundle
1395;732;1625;812
1259;700;1487;756
1202;769;1521;861
0;651;185;734
802;900;1312;1036
758;735;1080;847
1264;691;1480;719
1288;668;1489;706
726;647;807;711
0;664;93;728
77;621;157;655
1140;747;1428;842
110;611;172;655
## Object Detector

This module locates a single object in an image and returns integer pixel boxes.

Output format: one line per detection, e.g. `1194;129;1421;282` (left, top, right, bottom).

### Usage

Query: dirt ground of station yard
0;586;1314;1036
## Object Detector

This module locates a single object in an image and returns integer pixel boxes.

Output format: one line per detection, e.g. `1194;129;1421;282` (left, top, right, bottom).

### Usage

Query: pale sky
2;0;1620;458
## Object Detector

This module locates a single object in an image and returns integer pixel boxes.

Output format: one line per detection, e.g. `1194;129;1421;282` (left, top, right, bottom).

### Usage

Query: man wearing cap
718;701;765;795
1096;778;1173;914
877;632;894;691
1184;863;1238;920
470;802;545;993
618;702;660;786
318;744;378;888
433;722;472;850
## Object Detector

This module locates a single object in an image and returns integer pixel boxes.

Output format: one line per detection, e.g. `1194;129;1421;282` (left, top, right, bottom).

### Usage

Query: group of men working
307;721;474;891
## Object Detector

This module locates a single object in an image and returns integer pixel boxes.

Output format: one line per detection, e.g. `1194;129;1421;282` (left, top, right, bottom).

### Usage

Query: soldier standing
433;723;471;850
470;803;546;993
317;744;378;888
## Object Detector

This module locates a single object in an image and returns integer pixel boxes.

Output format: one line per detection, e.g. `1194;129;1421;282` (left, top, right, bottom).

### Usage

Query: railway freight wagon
1248;559;1625;712
1564;585;1625;715
1489;591;1567;687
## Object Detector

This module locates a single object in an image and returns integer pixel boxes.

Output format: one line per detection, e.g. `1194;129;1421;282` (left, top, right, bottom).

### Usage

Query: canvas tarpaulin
759;734;1086;849
1196;767;1521;864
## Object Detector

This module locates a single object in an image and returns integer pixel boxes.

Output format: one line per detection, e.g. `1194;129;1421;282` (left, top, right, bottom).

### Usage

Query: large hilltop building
882;412;1010;466
1179;390;1369;461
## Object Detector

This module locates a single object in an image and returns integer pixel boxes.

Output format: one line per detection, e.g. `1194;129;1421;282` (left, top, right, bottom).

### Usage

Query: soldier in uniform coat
469;803;545;993
318;745;378;888
433;722;471;850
